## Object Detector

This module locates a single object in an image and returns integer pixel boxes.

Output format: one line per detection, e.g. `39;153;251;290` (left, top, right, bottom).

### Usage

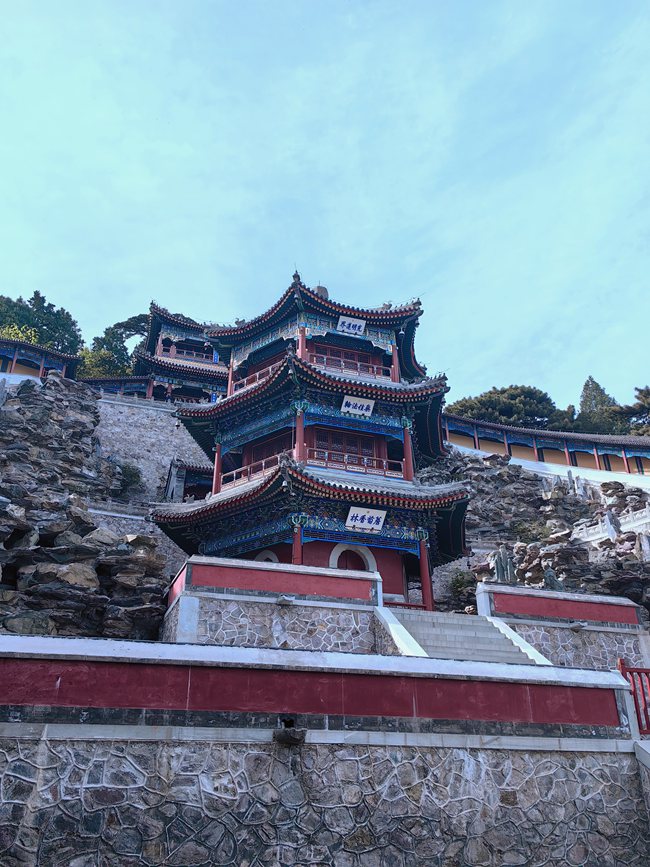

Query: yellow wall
509;444;536;461
574;451;598;470
543;448;568;466
448;432;475;448
478;438;507;455
13;362;40;376
607;454;626;473
641;457;650;475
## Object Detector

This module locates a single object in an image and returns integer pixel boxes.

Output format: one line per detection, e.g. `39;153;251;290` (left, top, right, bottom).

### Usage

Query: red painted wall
492;591;639;625
168;568;186;606
189;562;374;601
0;658;621;728
301;541;405;595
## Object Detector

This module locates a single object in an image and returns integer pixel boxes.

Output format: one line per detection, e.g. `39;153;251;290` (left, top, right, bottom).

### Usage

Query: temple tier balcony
230;354;395;396
305;448;403;477
219;450;404;490
308;353;392;380
232;361;283;393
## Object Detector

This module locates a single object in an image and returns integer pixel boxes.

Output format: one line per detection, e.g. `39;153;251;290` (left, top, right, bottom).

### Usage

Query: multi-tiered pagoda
152;273;468;609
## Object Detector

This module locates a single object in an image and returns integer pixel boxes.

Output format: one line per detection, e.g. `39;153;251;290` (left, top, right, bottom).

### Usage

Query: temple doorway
337;549;366;571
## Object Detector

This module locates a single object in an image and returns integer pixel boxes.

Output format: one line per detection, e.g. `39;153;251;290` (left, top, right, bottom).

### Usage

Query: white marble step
392;611;534;664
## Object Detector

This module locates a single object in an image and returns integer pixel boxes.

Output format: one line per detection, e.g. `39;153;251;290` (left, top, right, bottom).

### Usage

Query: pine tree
446;385;558;428
575;376;629;434
619;386;650;436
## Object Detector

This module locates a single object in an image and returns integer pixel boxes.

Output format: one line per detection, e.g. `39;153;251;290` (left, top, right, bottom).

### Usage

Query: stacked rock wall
0;737;647;866
0;377;171;639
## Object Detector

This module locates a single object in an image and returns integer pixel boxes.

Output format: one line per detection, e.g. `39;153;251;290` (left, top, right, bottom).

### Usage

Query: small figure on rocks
542;565;564;591
490;546;517;584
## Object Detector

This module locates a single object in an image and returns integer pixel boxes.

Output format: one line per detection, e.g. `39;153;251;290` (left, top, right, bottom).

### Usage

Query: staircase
392;610;540;664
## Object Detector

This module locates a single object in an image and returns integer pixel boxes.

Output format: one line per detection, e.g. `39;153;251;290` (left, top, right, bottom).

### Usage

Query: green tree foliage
574;376;629;434
0;323;40;344
547;404;577;431
77;347;129;378
0;291;82;353
79;313;149;378
446;385;558;428
90;314;149;370
618;386;650;437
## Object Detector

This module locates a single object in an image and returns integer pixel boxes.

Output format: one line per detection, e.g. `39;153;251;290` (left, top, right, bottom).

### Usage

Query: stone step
392;609;535;664
413;646;527;663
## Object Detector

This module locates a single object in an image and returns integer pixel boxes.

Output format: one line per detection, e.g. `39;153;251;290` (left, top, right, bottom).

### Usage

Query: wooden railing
232;361;283;393
161;348;216;363
618;660;650;734
306;448;403;477
221;448;405;490
309;353;392;380
221;454;281;488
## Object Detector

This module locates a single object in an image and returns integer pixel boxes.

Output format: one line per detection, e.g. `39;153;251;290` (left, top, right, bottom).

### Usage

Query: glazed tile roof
134;351;228;381
302;466;466;500
176;356;446;420
0;337;80;362
151;463;468;525
443;413;650;447
205;276;423;339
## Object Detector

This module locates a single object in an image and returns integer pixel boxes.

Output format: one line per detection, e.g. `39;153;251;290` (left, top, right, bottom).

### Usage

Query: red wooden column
622;449;631;474
593;447;601;470
9;347;18;373
211;440;222;495
227;358;235;397
390;343;401;383
293;402;307;462
61;364;67;378
503;432;510;456
169;343;177;358
38;356;45;378
472;424;479;451
564;441;571;467
532;437;540;461
146;379;154;399
297;325;307;360
402;421;415;481
417;530;434;611
292;524;303;565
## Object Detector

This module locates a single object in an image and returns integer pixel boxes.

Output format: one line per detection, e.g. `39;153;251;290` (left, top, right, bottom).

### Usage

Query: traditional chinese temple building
152;273;469;608
0;337;79;379
81;303;229;402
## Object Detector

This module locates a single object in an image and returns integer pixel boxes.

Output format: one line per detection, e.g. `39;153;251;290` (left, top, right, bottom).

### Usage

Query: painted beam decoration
345;507;386;533
337;315;366;336
341;395;375;417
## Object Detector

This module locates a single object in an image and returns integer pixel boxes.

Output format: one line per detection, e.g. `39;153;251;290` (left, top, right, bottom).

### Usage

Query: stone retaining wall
96;399;208;500
509;621;645;669
162;595;378;653
0;737;647;866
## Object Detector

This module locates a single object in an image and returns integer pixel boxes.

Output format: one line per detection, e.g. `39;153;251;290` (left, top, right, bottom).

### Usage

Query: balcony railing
160;348;217;364
220;448;405;491
309;353;392;380
221;454;281;489
232;361;283;393
306;448;403;477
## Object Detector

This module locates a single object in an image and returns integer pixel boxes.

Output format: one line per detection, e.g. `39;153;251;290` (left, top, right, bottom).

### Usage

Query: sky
0;0;648;408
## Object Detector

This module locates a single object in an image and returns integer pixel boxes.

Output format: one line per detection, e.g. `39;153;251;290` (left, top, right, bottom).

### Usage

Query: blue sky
1;0;648;407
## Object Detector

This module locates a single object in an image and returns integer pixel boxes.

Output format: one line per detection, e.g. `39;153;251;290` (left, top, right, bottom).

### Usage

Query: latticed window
251;432;292;463
314;428;376;464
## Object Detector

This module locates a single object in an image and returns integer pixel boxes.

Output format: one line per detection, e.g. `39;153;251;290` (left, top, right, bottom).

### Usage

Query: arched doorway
337;549;367;571
329;544;377;572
